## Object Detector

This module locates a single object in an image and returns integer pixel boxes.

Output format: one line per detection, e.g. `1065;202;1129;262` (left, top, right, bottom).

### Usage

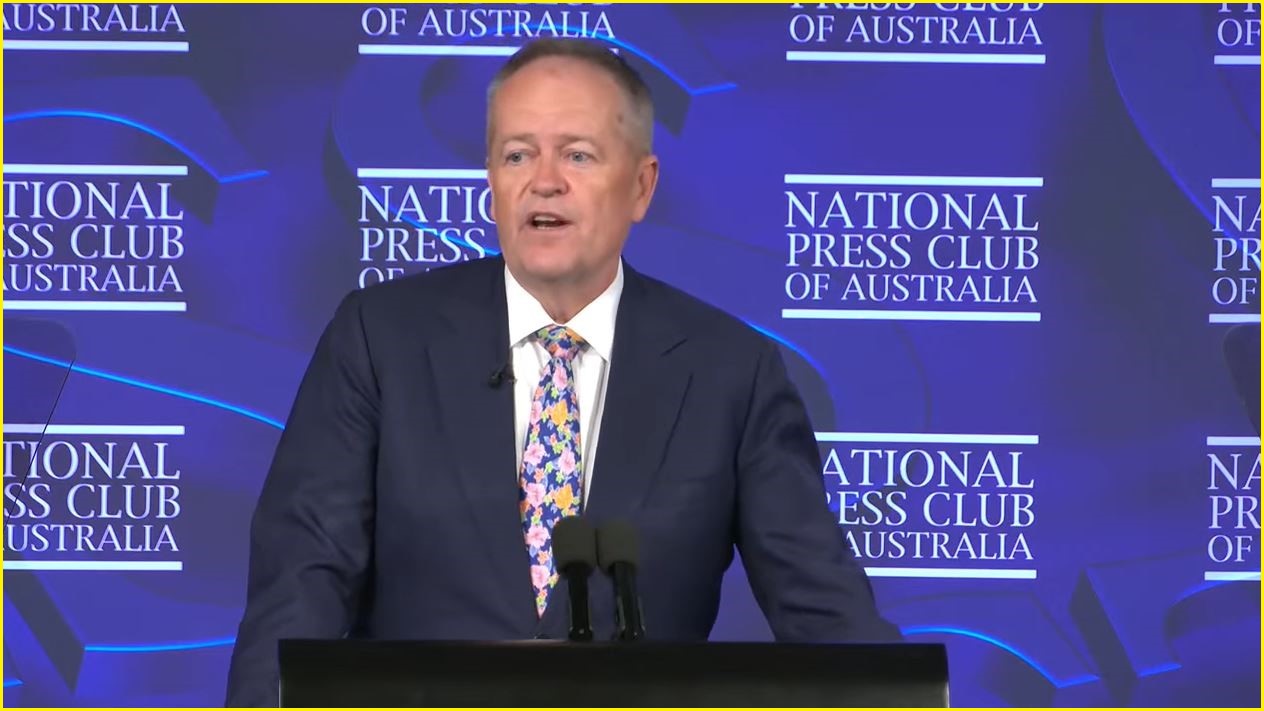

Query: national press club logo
786;3;1046;66
3;3;187;50
1211;2;1260;66
819;433;1040;581
781;176;1043;324
4;425;187;571
1208;179;1259;322
3;175;189;312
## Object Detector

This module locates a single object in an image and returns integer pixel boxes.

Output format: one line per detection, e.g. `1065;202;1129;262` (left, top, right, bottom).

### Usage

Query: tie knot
536;325;585;360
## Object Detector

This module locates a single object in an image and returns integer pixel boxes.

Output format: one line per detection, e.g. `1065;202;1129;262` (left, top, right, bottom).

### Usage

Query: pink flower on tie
528;400;543;423
525;524;548;549
524;483;545;509
531;564;552;590
552;366;569;390
558;450;577;476
523;442;546;467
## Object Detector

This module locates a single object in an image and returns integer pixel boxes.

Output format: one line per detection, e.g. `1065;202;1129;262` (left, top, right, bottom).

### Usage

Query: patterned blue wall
3;3;1260;707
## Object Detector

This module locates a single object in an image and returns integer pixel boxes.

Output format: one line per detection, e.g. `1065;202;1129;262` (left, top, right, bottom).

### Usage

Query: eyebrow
499;133;599;146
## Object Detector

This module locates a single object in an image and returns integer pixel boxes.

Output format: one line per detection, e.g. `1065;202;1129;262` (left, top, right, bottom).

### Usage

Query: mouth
526;212;572;231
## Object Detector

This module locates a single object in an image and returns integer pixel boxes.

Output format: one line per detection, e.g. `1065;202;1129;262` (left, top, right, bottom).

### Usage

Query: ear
630;153;660;223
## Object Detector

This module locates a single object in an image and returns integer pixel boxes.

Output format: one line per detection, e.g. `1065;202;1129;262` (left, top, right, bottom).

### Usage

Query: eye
505;150;526;165
568;151;592;164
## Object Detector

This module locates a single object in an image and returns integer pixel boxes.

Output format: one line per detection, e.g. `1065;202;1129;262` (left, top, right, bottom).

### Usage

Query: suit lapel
585;264;691;523
425;263;535;618
424;259;692;631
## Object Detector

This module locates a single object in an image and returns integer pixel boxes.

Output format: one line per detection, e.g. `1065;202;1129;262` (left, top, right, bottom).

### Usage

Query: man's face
487;56;658;292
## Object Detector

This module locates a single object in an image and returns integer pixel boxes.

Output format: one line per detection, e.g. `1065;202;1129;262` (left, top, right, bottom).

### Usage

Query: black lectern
277;639;949;707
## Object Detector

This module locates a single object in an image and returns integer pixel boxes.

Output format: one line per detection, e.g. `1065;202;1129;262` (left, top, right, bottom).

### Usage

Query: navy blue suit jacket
225;257;900;706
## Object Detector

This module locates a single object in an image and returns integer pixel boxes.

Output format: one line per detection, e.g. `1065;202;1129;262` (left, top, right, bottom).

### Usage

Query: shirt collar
505;261;623;362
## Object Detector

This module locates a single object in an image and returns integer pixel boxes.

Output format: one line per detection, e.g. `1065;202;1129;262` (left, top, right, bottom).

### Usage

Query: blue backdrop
3;2;1260;707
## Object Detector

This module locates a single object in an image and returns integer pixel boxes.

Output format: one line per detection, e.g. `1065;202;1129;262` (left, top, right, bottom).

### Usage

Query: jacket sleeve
225;291;379;707
733;337;903;643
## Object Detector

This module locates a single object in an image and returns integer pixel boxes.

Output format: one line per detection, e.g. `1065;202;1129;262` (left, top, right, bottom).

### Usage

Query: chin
512;254;583;285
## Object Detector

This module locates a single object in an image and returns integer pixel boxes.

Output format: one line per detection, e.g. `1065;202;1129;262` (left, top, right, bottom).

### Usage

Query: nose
529;154;567;197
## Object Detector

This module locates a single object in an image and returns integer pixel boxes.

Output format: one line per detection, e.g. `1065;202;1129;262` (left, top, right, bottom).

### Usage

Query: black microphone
552;517;596;642
487;359;514;388
1224;323;1261;435
596;520;645;642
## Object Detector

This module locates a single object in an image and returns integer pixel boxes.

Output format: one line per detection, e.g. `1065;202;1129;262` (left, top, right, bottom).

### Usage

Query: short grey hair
486;38;655;155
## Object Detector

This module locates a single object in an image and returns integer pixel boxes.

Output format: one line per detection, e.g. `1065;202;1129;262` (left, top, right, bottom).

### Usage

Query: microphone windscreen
553;516;597;571
596;520;640;571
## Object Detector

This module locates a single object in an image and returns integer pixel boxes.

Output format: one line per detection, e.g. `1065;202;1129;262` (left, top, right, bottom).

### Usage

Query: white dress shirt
505;263;623;504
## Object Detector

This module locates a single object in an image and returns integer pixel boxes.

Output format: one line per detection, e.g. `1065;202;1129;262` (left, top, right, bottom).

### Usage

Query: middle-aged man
226;37;901;707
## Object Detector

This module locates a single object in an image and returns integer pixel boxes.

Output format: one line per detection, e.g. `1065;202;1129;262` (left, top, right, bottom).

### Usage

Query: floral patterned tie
519;325;586;617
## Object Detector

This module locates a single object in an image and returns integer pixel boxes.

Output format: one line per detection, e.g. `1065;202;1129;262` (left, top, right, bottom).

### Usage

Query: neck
516;264;617;324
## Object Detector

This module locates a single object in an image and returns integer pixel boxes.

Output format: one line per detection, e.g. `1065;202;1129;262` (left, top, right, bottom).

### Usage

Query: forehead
489;56;630;142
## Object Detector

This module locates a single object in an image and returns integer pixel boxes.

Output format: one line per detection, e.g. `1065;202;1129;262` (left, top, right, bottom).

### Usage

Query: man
226;38;900;707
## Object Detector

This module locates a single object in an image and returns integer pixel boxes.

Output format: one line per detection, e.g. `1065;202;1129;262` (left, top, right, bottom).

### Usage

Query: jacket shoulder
633;268;773;354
